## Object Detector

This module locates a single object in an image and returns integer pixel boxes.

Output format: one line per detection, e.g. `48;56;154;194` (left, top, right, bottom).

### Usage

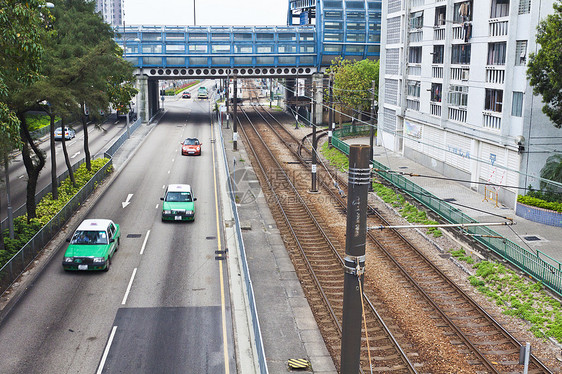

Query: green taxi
62;219;120;271
161;184;197;221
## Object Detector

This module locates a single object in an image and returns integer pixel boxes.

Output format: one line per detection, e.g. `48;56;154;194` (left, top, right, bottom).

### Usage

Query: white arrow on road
122;194;133;208
71;151;81;159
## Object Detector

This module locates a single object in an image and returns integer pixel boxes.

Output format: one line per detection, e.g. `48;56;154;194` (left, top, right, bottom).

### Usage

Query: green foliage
527;1;562;128
449;248;475;264
539;154;562;192
327;58;379;115
166;81;200;96
26;113;60;131
469;260;562;342
371;182;442;237
517;194;562;213
320;141;349;172
0;158;111;267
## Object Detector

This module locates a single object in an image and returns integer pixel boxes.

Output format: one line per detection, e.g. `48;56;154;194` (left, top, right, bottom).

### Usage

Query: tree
327;58;379;124
1;0;53;222
540;154;562;193
527;1;562;128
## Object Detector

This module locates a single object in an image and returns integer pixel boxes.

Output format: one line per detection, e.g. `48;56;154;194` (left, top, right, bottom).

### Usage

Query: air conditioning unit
461;69;469;81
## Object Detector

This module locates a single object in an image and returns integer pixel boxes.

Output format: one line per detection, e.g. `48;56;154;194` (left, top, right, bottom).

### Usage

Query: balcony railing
448;107;467;123
407;98;421;111
432;65;444;78
430;102;442;117
485;66;505;84
408;64;422;76
450;66;470;81
433;26;445;41
409;30;423;43
483;111;502;130
489;19;509;37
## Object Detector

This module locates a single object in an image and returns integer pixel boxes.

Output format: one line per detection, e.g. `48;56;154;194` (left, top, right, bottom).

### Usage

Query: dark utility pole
233;77;238;151
310;81;318;193
340;144;370;373
328;73;334;148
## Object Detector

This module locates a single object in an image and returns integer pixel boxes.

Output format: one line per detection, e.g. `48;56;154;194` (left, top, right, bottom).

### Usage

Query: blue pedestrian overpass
115;0;381;121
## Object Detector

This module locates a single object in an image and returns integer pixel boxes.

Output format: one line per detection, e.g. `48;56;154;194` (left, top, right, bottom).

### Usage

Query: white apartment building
378;0;562;208
95;0;123;27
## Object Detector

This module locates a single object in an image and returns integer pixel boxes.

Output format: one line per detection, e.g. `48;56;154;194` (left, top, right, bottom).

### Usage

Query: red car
182;91;191;99
181;138;202;156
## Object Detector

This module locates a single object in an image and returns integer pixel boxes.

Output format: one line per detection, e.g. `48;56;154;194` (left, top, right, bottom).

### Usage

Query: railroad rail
237;105;418;372
235;86;552;373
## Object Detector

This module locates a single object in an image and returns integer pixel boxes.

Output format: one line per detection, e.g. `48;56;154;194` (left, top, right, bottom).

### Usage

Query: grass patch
465;260;562;343
320;141;349;172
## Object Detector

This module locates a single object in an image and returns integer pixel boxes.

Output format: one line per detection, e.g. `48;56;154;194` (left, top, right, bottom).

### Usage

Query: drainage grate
443;198;457;203
524;236;541;241
398;166;408;169
126;234;142;238
206;236;216;240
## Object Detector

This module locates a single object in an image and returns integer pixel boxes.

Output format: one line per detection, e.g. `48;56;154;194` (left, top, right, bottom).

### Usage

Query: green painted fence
332;132;562;297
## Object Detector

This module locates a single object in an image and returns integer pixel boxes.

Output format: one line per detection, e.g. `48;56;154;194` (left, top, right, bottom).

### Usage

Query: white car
54;127;76;140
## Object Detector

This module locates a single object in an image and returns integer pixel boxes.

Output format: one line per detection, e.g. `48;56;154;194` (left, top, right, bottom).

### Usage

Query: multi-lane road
0;92;236;373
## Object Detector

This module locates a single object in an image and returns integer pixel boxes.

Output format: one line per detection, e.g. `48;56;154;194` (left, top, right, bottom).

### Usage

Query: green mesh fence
332;133;562;296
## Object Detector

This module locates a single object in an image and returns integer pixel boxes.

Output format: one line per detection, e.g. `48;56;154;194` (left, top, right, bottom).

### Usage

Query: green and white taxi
62;219;120;271
161;184;197;221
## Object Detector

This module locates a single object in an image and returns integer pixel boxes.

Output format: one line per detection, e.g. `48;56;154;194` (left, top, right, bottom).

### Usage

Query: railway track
235;86;552;373
237;104;418;373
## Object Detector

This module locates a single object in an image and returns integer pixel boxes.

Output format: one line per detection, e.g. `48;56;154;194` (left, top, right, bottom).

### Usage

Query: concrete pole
311;81;318;193
340;144;371;374
226;77;230;129
328;73;334;148
233;77;238;151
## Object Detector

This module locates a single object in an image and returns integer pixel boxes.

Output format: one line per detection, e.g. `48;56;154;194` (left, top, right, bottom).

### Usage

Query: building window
490;0;510;18
435;6;446;26
451;44;471;64
407;80;421;97
487;42;506;65
453;1;473;23
512;91;523;116
410;11;424;29
431;83;442;102
518;0;531;14
409;46;422;63
515;40;527;66
449;85;469;107
485;89;503;112
433;45;444;64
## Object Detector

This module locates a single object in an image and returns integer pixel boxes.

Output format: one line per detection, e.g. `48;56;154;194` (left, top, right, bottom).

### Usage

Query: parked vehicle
54;127;76;140
180;137;202;156
161;184;197;221
116;102;136;120
62;219;120;271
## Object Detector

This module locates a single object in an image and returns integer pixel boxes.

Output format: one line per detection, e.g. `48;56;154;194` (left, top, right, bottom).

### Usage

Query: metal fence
0;116;144;297
0;159;113;295
105;117;142;157
332;133;562;297
218;123;268;373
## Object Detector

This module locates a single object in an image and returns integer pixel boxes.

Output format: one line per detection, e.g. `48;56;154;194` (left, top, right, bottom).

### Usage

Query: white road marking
155;204;159;209
140;230;150;255
121;268;137;305
96;326;117;374
172;158;175;162
162;185;165;189
70;151;80;159
168;170;170;174
121;193;133;208
18;175;24;179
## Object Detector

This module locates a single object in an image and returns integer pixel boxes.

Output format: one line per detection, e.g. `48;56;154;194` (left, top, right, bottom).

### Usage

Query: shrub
0;158;111;268
517;194;562;213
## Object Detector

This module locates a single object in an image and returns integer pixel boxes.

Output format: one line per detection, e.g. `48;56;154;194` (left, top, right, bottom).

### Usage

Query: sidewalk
345;137;562;265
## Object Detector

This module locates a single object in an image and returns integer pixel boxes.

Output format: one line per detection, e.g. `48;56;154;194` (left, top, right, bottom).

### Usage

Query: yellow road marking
211;118;230;374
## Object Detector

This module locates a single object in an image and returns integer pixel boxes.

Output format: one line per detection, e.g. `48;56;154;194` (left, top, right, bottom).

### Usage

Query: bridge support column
312;73;324;126
136;74;149;123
